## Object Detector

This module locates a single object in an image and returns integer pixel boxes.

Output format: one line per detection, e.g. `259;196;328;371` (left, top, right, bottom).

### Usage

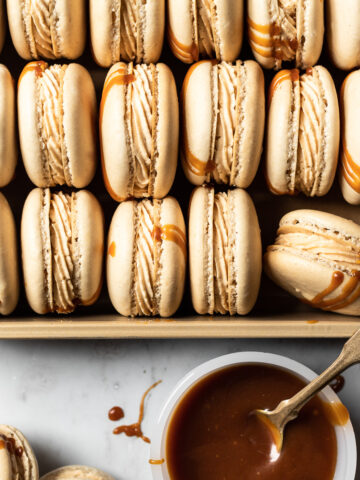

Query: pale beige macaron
21;188;104;315
0;193;19;315
247;0;324;70
0;424;39;480
6;0;86;60
339;70;360;205
326;0;360;70
266;66;339;197
168;0;243;63
90;0;165;68
182;60;265;187
265;209;360;316
189;186;262;315
18;62;97;189
100;62;178;202
107;197;186;317
0;65;17;187
40;466;114;480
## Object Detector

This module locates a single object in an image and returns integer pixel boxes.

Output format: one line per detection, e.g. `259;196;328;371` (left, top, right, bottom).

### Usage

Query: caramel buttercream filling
119;0;138;62
197;0;217;59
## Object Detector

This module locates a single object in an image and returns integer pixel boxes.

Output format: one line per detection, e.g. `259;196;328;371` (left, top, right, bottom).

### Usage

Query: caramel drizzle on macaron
168;24;199;63
339;74;360;193
18;60;47;86
308;270;360;310
152;225;186;258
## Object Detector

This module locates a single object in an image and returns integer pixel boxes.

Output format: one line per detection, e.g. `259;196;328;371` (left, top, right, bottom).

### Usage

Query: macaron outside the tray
40;465;114;480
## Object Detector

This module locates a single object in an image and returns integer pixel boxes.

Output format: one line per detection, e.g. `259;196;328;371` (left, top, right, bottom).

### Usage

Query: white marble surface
0;338;359;479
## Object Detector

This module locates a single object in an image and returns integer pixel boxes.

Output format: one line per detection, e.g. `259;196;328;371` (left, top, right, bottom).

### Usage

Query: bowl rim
150;351;357;480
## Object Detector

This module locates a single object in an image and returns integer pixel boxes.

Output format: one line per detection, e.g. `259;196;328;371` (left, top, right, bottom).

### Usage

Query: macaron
167;0;243;63
21;188;104;315
0;424;39;480
107;197;186;317
90;0;165;67
182;60;265;188
18;62;97;189
247;0;324;70
40;466;114;480
100;62;179;202
265;209;360;316
339;70;360;205
266;66;339;197
6;0;86;60
189;186;262;315
0;65;17;187
326;0;360;70
0;193;19;315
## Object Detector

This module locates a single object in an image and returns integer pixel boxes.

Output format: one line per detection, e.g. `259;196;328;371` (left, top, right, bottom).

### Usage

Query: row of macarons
0;1;359;71
0;424;114;480
1;59;360;205
1;185;360;318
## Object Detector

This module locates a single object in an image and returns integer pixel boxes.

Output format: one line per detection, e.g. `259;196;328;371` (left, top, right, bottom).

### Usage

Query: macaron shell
62;64;97;188
168;0;197;63
0;193;18;315
21;188;50;314
106;200;136;316
153;63;179;198
18;63;47;187
214;0;243;61
6;0;31;59
73;190;104;306
89;0;114;67
100;62;130;201
142;0;165;63
297;0;324;69
52;0;86;59
326;0;360;70
0;65;16;187
157;197;186;317
40;465;114;480
181;60;214;186
339;70;360;205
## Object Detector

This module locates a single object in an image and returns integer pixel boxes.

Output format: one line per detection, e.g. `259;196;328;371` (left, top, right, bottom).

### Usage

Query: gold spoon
254;327;360;453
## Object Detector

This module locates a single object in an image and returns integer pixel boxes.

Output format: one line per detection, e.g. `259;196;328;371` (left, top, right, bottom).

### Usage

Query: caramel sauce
308;270;360;311
166;364;337;480
15;447;23;457
307;320;319;324
18;60;47;86
152;225;186;258
108;406;124;421
330;375;345;394
323;401;350;427
108;241;116;258
113;380;161;444
149;458;165;465
0;440;4;449
167;24;198;63
306;67;313;76
268;69;299;105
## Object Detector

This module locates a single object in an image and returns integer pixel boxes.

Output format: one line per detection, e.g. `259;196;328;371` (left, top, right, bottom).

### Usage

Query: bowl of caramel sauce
150;352;356;480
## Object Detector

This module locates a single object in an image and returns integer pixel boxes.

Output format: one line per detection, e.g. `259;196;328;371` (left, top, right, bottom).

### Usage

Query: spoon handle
274;328;360;423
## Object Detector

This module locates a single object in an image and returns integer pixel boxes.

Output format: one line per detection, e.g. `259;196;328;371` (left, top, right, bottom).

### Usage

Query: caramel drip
149;459;165;465
323;402;350;427
18;60;47;86
268;69;299;105
307;320;319;324
168;24;199;63
152;225;186;258
309;270;360;311
340;76;360;193
0;440;4;449
108;241;116;257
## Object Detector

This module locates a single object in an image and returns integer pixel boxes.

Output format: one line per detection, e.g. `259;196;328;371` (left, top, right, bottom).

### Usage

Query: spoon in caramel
254;327;360;453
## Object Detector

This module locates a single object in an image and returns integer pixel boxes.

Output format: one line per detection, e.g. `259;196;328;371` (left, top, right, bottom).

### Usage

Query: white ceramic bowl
150;352;357;480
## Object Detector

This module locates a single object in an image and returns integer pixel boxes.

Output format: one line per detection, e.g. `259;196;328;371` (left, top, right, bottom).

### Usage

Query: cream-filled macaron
40;466;114;480
0;193;19;315
0;65;16;187
107;197;186;317
18;62;97;189
90;0;165;67
339;70;360;205
7;0;86;60
100;62;179;202
168;0;243;63
266;66;339;197
21;188;104;315
182;60;265;187
247;0;324;70
326;0;360;70
265;209;360;316
0;425;39;480
189;186;262;315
